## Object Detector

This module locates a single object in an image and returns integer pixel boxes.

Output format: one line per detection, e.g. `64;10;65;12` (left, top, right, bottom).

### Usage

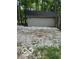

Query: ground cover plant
33;46;61;59
17;42;61;59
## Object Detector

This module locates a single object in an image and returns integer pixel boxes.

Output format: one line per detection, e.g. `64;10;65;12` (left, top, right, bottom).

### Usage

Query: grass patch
33;46;61;59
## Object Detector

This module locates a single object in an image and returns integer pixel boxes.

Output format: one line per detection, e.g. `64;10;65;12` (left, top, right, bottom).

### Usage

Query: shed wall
27;18;55;27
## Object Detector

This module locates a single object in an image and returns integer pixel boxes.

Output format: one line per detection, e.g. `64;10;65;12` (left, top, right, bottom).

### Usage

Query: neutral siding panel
27;18;55;27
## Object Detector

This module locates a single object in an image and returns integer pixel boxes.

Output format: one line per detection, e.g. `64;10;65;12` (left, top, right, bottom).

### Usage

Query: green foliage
33;47;61;59
18;0;61;12
17;0;61;27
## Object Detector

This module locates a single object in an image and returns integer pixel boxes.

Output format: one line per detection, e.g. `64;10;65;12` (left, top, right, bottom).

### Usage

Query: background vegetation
17;0;61;29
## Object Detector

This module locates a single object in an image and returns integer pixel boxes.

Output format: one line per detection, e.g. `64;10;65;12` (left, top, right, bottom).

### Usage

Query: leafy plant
33;46;61;59
17;0;61;28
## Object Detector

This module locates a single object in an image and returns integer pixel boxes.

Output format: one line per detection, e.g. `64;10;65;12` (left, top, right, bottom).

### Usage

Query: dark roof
25;10;56;18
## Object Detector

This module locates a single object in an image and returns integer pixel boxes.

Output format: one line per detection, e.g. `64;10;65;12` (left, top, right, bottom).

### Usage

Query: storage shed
26;10;56;27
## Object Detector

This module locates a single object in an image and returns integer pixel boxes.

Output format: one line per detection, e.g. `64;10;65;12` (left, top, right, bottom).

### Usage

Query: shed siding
27;18;55;27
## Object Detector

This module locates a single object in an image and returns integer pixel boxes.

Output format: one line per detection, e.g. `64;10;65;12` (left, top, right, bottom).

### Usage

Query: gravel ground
17;26;61;48
17;26;61;59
